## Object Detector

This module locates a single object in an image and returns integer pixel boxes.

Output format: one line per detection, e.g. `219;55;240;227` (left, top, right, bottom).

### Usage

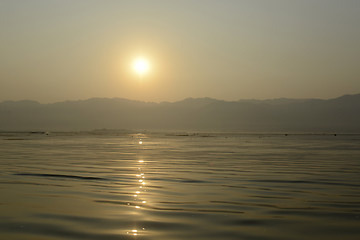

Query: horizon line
0;93;359;105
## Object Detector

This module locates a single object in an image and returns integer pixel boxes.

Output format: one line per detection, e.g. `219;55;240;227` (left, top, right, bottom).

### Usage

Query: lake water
0;131;359;240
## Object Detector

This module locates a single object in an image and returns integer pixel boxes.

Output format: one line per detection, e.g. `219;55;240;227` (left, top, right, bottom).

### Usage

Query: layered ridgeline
1;94;359;132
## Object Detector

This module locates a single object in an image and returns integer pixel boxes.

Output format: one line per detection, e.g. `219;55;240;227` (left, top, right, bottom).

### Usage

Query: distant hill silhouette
1;94;359;132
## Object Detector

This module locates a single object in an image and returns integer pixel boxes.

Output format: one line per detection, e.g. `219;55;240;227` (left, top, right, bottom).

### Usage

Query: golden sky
1;0;359;103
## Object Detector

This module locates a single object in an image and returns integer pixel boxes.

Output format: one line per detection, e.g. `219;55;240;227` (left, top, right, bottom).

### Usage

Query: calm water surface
0;132;359;240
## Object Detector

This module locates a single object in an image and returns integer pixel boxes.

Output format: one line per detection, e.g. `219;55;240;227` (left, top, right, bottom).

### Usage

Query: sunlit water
0;132;359;240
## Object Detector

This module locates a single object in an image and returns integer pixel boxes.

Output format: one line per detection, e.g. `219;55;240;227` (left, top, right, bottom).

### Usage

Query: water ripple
14;173;109;181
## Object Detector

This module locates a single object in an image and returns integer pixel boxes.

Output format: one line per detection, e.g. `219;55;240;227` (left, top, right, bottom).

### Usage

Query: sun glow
133;57;150;77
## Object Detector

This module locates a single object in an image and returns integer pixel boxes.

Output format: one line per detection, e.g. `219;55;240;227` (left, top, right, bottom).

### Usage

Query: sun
133;57;150;77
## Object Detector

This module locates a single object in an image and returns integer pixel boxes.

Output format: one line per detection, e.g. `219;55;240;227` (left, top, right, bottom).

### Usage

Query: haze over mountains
1;94;359;132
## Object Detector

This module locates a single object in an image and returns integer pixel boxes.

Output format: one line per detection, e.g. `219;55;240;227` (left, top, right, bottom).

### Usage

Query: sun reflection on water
126;229;138;236
127;134;149;237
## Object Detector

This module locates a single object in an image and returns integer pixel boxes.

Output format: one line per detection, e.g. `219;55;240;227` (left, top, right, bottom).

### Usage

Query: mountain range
1;94;359;132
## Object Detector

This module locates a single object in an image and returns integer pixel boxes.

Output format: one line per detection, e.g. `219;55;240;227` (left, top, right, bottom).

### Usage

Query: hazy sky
1;0;359;103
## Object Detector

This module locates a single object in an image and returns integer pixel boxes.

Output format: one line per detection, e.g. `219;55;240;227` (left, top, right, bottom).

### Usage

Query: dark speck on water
0;131;360;240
